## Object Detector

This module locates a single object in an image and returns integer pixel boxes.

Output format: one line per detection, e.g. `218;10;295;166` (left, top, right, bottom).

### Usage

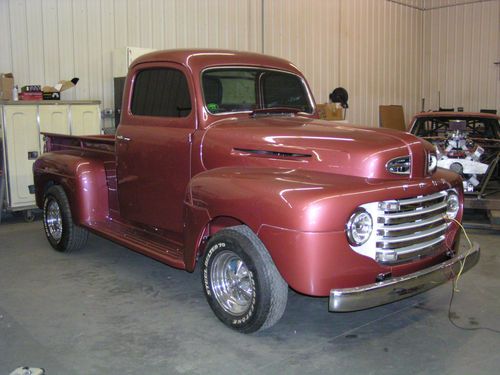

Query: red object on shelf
19;91;43;101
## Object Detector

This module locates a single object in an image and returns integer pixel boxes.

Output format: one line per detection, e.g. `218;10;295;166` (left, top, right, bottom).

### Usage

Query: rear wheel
43;185;88;252
201;225;288;333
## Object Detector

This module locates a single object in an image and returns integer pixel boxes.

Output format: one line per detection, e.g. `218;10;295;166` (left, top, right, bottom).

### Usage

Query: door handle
116;135;131;142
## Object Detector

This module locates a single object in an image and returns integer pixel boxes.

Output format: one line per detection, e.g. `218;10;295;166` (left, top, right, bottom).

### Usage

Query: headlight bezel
346;208;373;246
427;151;438;174
445;190;460;220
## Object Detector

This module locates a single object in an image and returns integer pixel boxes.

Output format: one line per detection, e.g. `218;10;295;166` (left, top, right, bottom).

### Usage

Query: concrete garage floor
0;215;499;375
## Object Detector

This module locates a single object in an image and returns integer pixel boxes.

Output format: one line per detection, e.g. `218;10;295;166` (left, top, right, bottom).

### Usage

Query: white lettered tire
43;185;88;252
201;225;288;333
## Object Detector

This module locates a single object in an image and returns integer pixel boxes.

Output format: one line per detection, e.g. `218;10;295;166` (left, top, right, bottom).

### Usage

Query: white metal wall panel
262;0;423;126
0;0;13;73
1;0;262;127
8;0;30;85
421;0;500;113
25;0;45;85
338;0;423;125
263;0;342;111
0;0;424;127
2;0;496;128
57;0;76;100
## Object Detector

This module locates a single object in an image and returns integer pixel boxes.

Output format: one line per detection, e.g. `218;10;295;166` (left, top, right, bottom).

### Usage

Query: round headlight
446;191;460;219
346;209;373;246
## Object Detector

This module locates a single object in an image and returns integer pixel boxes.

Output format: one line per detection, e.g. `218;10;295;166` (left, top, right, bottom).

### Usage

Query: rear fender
33;153;109;225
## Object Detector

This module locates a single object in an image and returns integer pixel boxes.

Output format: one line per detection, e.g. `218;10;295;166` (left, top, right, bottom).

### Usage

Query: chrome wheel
210;251;254;316
45;199;63;242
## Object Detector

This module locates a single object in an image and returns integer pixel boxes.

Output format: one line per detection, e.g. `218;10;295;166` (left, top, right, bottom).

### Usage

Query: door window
131;68;191;117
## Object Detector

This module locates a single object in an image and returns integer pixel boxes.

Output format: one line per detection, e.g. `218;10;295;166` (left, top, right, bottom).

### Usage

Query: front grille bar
397;191;447;206
377;215;444;233
376;236;446;264
381;201;447;219
377;223;448;245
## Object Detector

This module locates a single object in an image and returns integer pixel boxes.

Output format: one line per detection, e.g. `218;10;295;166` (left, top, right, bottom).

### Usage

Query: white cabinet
0;101;101;211
39;105;70;147
70;104;101;136
2;105;39;208
39;105;70;134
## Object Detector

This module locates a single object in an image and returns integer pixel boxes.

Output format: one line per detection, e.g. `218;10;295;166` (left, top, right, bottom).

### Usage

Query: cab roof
130;49;302;75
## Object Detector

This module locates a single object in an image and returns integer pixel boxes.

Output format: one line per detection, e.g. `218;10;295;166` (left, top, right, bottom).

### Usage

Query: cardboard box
21;85;42;93
379;105;406;131
0;73;14;100
317;103;344;121
19;91;43;101
42;91;61;100
42;77;79;100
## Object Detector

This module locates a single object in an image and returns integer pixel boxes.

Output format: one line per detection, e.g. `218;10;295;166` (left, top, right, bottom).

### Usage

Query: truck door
116;63;195;238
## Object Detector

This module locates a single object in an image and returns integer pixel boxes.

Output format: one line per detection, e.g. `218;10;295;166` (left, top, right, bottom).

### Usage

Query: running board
84;219;186;269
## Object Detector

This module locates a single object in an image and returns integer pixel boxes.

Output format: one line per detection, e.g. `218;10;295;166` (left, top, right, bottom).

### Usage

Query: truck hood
201;116;431;179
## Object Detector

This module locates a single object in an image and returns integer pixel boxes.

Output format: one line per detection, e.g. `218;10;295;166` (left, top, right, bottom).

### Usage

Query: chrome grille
375;191;448;263
350;190;451;265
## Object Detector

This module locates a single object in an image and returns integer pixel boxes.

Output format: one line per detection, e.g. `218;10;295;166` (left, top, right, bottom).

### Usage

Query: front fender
187;166;331;233
183;167;464;287
186;166;463;232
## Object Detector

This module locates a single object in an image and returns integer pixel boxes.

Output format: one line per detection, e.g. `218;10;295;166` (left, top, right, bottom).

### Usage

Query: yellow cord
444;215;474;292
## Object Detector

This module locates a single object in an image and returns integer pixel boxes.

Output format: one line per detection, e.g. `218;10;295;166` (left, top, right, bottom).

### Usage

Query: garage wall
262;0;341;115
0;0;262;126
421;0;500;113
0;0;426;127
338;0;423;125
263;0;423;125
3;0;495;128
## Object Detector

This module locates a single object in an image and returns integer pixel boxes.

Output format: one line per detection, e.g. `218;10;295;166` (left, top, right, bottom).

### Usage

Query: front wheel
43;185;88;252
201;225;288;333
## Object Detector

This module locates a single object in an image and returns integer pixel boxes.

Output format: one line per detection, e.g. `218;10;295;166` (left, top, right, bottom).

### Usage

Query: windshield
202;68;313;114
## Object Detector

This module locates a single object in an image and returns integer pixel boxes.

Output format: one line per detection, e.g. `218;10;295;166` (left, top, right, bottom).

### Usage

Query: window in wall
131;68;191;117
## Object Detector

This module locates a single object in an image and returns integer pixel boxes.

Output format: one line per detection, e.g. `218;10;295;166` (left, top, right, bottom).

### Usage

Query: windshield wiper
250;107;301;118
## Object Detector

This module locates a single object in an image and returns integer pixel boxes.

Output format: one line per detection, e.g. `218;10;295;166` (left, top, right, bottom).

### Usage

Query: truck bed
42;132;115;154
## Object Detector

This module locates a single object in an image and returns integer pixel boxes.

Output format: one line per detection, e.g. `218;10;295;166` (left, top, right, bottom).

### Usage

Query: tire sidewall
43;189;68;251
201;232;265;332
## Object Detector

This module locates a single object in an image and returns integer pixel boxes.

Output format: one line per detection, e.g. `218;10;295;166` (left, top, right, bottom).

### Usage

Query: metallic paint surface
33;50;472;300
34;150;111;225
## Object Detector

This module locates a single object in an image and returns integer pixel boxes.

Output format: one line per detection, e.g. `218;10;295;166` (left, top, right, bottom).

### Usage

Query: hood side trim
233;147;312;159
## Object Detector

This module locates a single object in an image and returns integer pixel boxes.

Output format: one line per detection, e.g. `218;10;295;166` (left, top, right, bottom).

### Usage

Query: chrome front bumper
329;241;480;312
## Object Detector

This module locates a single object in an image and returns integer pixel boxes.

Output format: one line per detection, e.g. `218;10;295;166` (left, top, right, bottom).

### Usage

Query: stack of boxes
19;85;43;101
0;73;78;101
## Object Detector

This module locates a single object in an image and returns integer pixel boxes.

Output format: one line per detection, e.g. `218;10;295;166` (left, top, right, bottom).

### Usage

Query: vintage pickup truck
33;49;480;333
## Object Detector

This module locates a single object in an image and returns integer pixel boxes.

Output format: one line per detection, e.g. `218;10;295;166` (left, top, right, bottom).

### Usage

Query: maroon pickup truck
34;49;479;333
